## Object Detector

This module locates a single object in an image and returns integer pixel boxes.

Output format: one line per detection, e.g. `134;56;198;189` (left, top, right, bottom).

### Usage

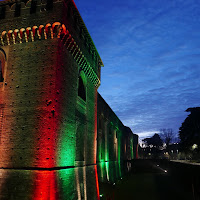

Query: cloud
76;0;200;138
135;131;158;140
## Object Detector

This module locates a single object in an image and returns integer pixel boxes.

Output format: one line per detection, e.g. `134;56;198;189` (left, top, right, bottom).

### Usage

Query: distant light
100;194;103;198
164;170;167;173
157;165;159;167
192;144;198;150
121;178;122;180
113;183;115;185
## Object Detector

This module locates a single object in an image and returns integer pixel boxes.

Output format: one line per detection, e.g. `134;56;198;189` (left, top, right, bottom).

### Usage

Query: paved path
101;160;196;200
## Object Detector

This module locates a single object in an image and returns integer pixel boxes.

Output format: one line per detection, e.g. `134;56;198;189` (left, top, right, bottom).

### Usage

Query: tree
143;133;163;148
160;128;175;147
179;107;200;156
142;134;163;159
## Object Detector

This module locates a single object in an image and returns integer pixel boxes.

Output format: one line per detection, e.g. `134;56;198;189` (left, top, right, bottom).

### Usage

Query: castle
0;0;138;199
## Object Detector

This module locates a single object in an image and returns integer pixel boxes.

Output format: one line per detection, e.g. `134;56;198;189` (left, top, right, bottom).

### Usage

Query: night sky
74;0;200;139
1;0;200;140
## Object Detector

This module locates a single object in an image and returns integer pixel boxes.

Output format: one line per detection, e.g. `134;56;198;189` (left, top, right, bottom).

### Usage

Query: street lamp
192;144;198;150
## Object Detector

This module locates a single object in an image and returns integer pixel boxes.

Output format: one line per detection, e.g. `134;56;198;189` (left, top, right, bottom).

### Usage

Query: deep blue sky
73;0;200;139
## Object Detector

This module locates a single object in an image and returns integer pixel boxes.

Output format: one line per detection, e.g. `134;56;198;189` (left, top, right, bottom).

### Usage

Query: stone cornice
0;21;101;88
0;0;104;68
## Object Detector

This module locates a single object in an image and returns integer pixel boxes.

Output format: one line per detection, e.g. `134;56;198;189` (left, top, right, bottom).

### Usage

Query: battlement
0;0;103;68
0;21;101;87
0;0;58;18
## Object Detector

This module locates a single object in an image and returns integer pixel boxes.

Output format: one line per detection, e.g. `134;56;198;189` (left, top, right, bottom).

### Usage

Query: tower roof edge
69;0;104;67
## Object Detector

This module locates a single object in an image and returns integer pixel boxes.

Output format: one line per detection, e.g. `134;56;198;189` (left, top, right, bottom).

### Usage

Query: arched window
0;60;3;82
0;50;6;82
78;72;86;101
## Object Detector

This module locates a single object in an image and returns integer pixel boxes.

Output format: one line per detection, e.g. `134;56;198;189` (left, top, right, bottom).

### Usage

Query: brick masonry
0;0;138;199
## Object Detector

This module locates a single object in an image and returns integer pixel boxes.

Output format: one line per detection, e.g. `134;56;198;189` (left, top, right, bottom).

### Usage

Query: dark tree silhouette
179;107;200;155
143;133;163;148
142;134;163;159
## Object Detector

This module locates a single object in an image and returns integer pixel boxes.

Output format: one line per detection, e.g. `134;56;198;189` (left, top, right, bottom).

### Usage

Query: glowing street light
192;144;198;150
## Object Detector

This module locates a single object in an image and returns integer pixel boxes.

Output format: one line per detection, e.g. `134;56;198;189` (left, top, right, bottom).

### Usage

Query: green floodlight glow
57;168;75;199
58;122;76;167
105;162;110;181
130;139;134;159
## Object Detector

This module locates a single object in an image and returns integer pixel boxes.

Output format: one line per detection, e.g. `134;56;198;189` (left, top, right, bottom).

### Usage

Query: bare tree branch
159;128;175;147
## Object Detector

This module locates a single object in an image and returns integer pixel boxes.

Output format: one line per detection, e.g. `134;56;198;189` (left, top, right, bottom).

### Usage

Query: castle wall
97;93;138;163
0;0;138;199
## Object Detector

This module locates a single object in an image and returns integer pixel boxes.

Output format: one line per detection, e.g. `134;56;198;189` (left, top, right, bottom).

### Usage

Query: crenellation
0;0;63;20
63;0;103;69
0;7;5;19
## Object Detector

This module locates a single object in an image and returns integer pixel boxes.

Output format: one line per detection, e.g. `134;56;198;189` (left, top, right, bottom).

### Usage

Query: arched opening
97;116;103;161
75;71;87;163
0;50;6;82
0;61;3;82
78;73;86;101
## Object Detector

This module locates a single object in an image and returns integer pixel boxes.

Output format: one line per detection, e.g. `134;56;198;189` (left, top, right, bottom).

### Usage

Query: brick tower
0;0;103;168
0;0;103;199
